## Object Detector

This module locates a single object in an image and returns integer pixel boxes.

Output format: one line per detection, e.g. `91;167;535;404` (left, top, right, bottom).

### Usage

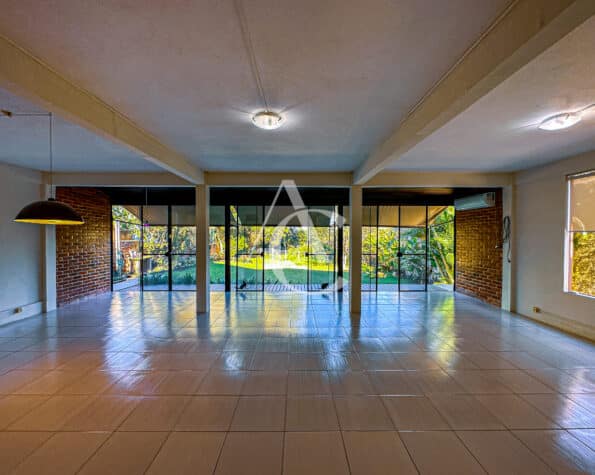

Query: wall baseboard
518;309;595;342
0;301;43;326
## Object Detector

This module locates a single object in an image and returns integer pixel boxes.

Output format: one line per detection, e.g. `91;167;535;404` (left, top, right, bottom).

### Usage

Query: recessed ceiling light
252;111;284;130
538;112;582;131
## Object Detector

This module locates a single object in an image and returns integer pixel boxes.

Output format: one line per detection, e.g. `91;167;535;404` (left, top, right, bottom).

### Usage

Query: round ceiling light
538;112;582;131
252;111;284;130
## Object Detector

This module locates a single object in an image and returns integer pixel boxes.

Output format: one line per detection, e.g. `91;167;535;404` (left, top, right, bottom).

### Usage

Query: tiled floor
0;290;594;474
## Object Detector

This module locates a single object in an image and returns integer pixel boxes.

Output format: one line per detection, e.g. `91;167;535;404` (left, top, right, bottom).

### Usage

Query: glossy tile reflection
0;290;594;474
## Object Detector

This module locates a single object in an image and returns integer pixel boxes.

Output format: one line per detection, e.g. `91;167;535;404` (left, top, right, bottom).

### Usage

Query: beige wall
0;163;44;321
514;151;595;339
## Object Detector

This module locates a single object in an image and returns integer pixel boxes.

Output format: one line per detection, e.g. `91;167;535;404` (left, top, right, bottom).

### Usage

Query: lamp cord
234;0;269;112
49;113;54;198
502;215;511;263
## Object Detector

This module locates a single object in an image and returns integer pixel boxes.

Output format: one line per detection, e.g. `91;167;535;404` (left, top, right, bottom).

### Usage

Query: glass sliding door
112;206;142;290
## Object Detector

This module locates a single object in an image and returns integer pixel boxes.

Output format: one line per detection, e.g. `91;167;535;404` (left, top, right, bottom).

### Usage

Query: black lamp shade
14;198;84;225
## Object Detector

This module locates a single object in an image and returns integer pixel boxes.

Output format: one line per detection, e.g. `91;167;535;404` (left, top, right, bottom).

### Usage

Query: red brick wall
455;191;503;307
56;188;111;306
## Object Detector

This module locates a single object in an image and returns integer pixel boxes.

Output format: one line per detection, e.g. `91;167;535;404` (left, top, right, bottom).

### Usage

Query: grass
144;261;428;286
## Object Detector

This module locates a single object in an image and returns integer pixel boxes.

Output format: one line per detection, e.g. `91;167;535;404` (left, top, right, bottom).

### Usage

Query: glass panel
210;226;225;285
342;206;350;226
112;217;141;290
142;255;169;290
400;227;426;254
236;254;263;290
342;226;350;288
237;205;263;226
362;206;377;226
143;226;168;254
309;206;334;227
378;206;399;226
400;206;426;227
309;253;334;290
569;231;595;297
362;225;377;255
377;227;399;290
264;206;301;227
171;205;195;225
362;254;376;291
264;225;307;286
172;255;196;290
235;207;263;290
172;226;196;254
569;173;595;231
428;206;453;225
428;220;455;290
112;205;141;224
400;255;426;291
209;206;225;226
143;205;168;225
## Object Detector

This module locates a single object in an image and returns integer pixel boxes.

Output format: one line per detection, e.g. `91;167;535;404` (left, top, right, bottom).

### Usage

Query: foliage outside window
112;206;141;286
566;171;595;297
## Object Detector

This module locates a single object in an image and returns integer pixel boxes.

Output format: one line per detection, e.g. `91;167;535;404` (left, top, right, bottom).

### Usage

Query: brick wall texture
56;187;111;306
455;191;503;307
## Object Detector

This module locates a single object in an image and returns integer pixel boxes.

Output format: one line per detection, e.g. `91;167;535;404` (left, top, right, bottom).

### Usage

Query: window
565;171;595;297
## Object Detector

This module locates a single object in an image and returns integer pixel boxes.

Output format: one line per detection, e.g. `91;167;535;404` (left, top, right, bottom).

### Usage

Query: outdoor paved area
0;290;594;474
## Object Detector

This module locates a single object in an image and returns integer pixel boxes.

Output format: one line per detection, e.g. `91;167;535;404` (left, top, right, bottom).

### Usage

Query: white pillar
349;185;362;315
501;184;515;311
41;184;57;312
195;185;210;314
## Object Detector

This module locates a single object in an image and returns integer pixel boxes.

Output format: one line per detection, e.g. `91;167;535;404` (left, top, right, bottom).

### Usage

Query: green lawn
144;261;422;287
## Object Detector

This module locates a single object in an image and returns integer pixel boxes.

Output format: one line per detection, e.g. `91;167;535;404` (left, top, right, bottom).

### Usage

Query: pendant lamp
13;113;84;225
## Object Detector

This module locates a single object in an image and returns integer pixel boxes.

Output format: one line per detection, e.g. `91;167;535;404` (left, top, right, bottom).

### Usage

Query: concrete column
501;184;515;311
349;185;362;315
41;184;57;312
195;185;210;314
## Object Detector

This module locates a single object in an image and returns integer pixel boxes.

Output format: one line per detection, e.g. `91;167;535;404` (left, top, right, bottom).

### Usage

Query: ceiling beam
354;0;595;185
205;172;353;187
0;34;203;184
365;171;513;188
48;172;192;187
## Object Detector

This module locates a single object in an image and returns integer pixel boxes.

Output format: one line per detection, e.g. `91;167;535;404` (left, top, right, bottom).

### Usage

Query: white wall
0;163;44;321
515;151;595;339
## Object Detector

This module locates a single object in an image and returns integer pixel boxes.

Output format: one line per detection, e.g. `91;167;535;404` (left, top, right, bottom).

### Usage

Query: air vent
454;192;496;211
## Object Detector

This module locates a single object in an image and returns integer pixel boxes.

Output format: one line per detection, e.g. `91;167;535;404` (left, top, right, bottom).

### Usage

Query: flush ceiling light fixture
11;112;84;225
538;103;595;132
234;0;285;130
538;112;582;131
252;110;284;130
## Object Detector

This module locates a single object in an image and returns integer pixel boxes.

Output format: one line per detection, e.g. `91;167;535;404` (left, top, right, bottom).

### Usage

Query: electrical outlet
532;306;541;314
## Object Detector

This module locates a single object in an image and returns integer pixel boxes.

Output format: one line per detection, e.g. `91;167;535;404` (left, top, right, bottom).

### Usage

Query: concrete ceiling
388;15;595;172
0;89;162;172
0;0;510;173
0;88;161;172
